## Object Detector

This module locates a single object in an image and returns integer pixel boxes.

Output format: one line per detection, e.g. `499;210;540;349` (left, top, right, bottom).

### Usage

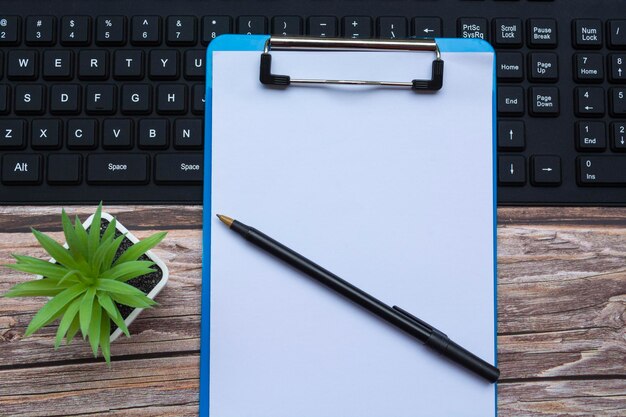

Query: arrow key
498;120;525;150
413;17;442;38
611;122;626;152
575;87;605;116
531;155;561;186
498;155;526;186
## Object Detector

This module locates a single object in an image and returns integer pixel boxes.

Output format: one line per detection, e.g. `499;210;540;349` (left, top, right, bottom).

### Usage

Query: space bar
87;154;149;184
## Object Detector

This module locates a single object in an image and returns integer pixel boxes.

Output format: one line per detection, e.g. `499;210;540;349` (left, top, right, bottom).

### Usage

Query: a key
102;119;133;149
343;17;372;39
131;16;161;45
87;153;149;184
573;19;603;49
138;118;168;148
96;16;127;45
85;84;116;114
576;87;605;116
272;16;303;36
413;17;442;38
498;86;525;116
121;84;152;114
7;50;38;80
527;19;557;48
529;87;560;116
237;16;267;35
26;16;55;45
0;84;10;114
47;154;82;184
497;52;524;81
173;119;203;149
611;88;626;116
67;119;97;149
308;16;337;38
574;53;604;82
154;153;203;184
43;50;73;80
609;54;626;83
14;84;44;114
202;16;232;44
1;153;42;184
0;119;25;149
149;50;179;80
493;18;523;47
184;50;205;80
167;16;197;45
529;53;558;82
611;122;626;151
114;50;144;80
578;156;626;185
498;120;525;150
608;20;626;49
378;17;407;39
157;84;187;114
61;16;91;45
78;50;108;80
31;119;62;149
457;18;489;41
531;156;561;186
0;16;21;45
50;84;80;114
498;155;526;185
576;121;606;150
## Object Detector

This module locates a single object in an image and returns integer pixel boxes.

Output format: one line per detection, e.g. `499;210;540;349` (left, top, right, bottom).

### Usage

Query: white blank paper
209;47;495;417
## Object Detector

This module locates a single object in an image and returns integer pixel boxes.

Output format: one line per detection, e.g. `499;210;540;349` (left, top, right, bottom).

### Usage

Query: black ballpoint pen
217;214;500;383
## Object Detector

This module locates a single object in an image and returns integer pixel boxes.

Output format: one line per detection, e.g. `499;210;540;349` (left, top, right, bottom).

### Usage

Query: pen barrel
428;331;500;383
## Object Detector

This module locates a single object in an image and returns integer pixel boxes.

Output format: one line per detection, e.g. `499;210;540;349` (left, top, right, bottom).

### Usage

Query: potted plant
2;203;168;364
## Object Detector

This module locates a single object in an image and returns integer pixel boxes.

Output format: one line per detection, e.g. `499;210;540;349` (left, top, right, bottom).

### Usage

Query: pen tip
216;214;234;227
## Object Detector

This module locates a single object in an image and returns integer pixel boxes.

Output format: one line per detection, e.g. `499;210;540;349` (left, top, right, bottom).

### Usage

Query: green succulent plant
3;203;167;364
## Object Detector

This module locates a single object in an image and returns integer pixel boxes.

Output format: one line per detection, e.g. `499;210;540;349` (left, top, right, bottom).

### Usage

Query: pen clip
392;305;447;339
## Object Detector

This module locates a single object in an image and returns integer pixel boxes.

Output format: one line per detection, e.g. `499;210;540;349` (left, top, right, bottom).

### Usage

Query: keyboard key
1;154;41;184
378;17;407;39
86;84;116;114
202;16;232;44
25;16;56;45
87;154;149;184
167;16;197;45
574;53;604;82
527;19;557;48
114;50;144;80
102;119;133;149
529;53;558;82
498;155;526;185
192;84;205;115
31;119;61;149
96;16;127;45
497;52;524;81
531;156;561;186
413;17;442;38
530;87;560;116
343;17;372;39
43;50;73;80
609;54;626;83
0;84;10;114
608;20;626;49
498;120;525;150
155;153;203;184
174;119;203;149
157;84;187;114
610;87;626;116
138;118;168;148
7;50;38;80
14;85;44;114
493;18;523;47
237;16;267;35
184;50;205;80
78;50;108;80
149;50;179;80
61;16;91;45
272;16;303;36
131;16;161;45
0;119;25;149
576;121;606;150
576;87;605;116
498;86;525;116
121;84;152;114
578;156;626;185
457;18;489;41
573;19;603;49
47;154;81;184
0;16;20;45
611;122;626;151
308;16;337;38
67;119;97;149
50;84;80;114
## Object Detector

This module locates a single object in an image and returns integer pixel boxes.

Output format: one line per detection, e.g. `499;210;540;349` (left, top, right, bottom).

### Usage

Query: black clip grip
260;52;291;87
412;59;444;92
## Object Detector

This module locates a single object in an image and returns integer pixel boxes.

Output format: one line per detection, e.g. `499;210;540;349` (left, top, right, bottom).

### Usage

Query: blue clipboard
201;34;497;417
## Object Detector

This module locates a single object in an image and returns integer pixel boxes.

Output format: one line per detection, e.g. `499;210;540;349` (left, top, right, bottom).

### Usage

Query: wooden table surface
0;205;625;416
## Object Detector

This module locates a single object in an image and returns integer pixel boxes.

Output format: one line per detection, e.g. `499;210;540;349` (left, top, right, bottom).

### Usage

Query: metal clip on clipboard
259;37;444;92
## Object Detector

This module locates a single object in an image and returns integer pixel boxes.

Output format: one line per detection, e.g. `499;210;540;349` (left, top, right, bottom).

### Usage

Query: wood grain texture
0;206;624;416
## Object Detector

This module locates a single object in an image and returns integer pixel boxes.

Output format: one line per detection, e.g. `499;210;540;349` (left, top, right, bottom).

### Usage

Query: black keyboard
0;0;625;205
